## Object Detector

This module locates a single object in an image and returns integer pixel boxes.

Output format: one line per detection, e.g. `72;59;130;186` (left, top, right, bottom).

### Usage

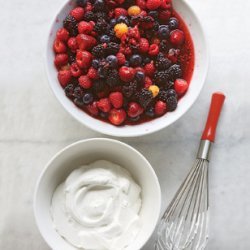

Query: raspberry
148;44;159;56
54;53;68;67
56;28;69;42
159;10;171;21
116;52;126;65
119;66;135;82
148;85;160;97
146;0;162;10
144;61;156;76
87;67;98;79
70;62;82;77
70;7;85;21
161;0;172;9
114;8;128;18
138;38;149;53
79;75;93;89
136;0;146;10
167;48;180;63
127;102;144;118
78;21;94;34
174;78;189;95
58;70;72;87
144;76;153;88
155;100;167;115
109;92;123;108
108;109;126;125
97;98;111;112
87;101;99;116
85;2;94;11
67;37;78;51
76;34;97;50
114;23;129;39
53;39;67;53
128;6;141;16
76;50;92;69
170;29;185;46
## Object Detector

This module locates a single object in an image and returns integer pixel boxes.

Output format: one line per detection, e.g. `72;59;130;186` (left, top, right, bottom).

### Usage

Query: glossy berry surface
53;0;194;126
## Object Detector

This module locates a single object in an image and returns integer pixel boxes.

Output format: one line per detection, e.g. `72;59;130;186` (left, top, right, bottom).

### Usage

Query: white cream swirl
51;160;142;250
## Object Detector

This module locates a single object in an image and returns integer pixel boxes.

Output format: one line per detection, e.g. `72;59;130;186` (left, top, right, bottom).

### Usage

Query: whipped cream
51;160;142;250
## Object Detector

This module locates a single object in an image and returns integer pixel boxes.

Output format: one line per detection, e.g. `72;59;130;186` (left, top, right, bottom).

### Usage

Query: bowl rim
33;138;162;250
45;0;209;137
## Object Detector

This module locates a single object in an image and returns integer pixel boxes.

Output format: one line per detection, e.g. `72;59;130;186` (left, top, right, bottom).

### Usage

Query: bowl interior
46;0;208;137
34;139;161;250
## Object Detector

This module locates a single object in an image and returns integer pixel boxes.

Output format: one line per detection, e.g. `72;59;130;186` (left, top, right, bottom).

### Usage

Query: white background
0;0;249;249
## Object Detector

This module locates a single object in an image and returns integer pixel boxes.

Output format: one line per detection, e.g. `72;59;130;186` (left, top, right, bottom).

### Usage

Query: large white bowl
45;0;208;137
34;138;161;250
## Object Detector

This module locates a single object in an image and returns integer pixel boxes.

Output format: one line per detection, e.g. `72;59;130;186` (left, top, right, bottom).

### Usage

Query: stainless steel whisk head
155;157;209;250
155;92;225;250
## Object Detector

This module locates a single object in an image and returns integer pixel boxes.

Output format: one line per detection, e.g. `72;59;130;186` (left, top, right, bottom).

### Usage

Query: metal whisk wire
155;92;225;250
155;159;209;250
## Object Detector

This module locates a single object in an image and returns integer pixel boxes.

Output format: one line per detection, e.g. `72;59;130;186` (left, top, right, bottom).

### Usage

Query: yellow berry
114;23;129;38
128;5;141;16
148;85;160;97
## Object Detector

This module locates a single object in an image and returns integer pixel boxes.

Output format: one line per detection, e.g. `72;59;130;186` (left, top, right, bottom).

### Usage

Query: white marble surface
0;0;249;249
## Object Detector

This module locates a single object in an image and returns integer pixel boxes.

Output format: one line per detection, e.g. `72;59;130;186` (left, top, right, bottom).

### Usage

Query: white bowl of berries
46;0;208;137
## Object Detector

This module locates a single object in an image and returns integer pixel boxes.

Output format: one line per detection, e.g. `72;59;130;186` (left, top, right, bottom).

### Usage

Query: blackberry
153;22;160;32
166;96;178;111
93;79;105;93
64;84;74;98
95;11;107;21
67;50;76;64
84;11;95;21
155;56;171;70
135;88;153;109
148;11;158;19
158;89;177;103
63;15;78;36
117;16;130;26
154;70;170;85
159;40;169;52
106;42;120;55
94;19;108;34
93;0;105;12
106;69;119;87
73;86;84;99
167;64;182;80
76;0;87;7
92;44;106;58
108;29;120;43
74;97;84;107
123;0;135;8
122;81;137;98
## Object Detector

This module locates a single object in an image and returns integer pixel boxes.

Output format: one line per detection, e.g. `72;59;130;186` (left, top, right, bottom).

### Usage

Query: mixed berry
53;0;194;126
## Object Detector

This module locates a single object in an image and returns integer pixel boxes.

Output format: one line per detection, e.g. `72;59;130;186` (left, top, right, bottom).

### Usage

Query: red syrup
55;5;195;126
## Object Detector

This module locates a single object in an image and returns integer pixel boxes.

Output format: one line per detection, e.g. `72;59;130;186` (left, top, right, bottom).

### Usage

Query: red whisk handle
201;92;225;142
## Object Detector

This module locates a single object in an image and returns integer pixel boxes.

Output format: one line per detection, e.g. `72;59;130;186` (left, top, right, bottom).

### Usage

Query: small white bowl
34;138;161;250
45;0;208;137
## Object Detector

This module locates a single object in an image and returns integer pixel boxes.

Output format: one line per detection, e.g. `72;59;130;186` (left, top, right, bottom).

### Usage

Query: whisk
155;92;225;250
